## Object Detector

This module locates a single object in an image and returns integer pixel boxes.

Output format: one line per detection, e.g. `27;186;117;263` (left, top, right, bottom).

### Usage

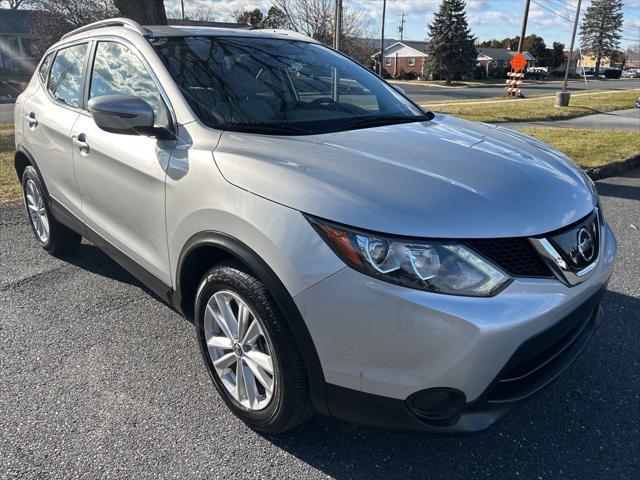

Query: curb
585;154;640;181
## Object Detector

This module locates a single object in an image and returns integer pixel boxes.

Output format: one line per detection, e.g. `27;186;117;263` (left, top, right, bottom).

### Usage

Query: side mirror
393;85;406;96
88;96;163;136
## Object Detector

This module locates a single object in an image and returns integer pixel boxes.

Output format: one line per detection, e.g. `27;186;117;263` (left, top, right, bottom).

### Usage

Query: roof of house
477;47;536;61
372;40;429;59
477;48;514;61
0;8;37;35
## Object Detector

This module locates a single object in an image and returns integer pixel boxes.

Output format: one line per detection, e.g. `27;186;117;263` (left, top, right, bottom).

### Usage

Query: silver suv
14;19;616;434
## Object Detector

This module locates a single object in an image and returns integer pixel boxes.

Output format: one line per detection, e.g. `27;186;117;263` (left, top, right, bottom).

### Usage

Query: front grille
466;237;553;278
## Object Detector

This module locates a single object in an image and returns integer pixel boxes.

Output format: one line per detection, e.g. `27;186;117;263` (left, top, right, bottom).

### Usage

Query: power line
531;0;574;23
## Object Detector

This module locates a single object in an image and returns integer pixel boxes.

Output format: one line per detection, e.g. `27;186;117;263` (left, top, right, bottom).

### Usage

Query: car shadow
258;289;640;479
58;243;155;295
596;168;640;202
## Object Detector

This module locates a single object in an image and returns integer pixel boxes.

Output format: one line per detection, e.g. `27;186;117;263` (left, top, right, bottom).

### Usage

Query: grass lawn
518;127;640;168
430;90;639;123
0;133;20;204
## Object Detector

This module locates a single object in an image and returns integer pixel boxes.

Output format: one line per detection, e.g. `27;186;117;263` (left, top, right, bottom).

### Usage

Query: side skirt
50;197;174;306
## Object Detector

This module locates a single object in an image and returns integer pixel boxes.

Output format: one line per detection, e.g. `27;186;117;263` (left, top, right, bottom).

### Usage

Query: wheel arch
175;231;329;415
14;145;50;202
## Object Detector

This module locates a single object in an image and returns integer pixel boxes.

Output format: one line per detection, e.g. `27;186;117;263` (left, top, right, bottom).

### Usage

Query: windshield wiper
342;113;434;130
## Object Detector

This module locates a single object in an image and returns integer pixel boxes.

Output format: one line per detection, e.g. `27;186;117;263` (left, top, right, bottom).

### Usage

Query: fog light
407;388;466;426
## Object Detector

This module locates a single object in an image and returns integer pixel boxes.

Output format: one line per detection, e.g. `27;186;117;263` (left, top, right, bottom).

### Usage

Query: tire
21;166;81;255
195;261;311;434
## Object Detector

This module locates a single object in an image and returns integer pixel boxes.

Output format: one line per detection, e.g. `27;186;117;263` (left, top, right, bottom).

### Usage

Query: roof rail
61;18;151;40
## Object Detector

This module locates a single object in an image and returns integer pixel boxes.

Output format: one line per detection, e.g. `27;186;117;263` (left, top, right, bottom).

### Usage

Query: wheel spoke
242;319;260;346
241;360;259;408
27;203;39;213
244;355;273;396
206;304;233;342
212;352;236;373
244;350;273;375
213;293;238;340
235;357;245;402
207;335;233;349
237;303;250;342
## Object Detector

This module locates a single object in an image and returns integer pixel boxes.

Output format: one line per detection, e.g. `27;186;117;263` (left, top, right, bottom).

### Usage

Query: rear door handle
72;134;90;155
25;113;38;128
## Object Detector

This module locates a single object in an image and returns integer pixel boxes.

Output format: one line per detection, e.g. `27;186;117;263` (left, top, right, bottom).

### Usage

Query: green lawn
0;133;20;203
518;127;640;168
430;90;639;123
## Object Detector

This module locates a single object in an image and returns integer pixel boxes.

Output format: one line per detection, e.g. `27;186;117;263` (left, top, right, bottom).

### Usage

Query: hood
213;114;595;238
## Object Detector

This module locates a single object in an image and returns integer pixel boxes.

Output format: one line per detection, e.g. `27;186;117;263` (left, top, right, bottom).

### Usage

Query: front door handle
25;112;38;128
72;134;90;155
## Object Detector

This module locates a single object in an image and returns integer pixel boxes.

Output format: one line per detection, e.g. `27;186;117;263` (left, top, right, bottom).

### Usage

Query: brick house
372;41;428;78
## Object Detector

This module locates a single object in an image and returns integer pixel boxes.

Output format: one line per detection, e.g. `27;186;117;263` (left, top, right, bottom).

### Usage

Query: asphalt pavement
394;77;640;104
1;168;640;479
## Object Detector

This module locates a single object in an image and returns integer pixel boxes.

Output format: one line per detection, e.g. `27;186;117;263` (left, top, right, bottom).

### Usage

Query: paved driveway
1;169;639;479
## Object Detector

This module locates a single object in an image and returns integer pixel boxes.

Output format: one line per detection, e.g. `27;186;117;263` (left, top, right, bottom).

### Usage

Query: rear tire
21;166;81;255
195;262;311;434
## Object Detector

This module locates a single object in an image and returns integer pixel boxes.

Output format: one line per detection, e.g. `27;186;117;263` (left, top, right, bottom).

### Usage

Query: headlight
308;217;510;297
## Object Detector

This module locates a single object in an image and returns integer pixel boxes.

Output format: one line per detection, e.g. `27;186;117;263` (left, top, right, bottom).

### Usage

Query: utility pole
398;13;407;42
563;0;582;92
516;0;531;53
379;0;387;75
556;0;582;106
333;0;343;51
181;0;185;20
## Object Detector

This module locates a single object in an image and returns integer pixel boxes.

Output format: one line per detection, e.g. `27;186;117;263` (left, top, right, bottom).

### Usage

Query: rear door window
48;43;88;108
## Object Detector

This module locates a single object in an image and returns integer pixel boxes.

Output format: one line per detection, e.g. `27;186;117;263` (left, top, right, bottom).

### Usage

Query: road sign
509;52;527;73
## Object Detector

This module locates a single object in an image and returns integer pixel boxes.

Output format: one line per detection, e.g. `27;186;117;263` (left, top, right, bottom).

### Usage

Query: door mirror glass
88;95;159;136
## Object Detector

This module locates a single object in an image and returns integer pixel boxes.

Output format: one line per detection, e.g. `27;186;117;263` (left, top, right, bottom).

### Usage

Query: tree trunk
114;0;167;25
595;56;601;76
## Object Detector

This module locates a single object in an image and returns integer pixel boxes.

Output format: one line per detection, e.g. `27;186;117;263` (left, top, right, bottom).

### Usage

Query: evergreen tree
548;41;566;70
425;0;476;84
579;0;623;75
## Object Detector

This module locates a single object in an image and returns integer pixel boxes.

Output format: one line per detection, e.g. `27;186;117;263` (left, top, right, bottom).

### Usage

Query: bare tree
1;0;36;9
31;0;118;53
270;0;371;59
166;6;217;22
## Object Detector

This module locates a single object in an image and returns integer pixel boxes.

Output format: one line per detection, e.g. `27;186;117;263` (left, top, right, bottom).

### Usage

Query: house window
384;57;391;67
408;57;415;67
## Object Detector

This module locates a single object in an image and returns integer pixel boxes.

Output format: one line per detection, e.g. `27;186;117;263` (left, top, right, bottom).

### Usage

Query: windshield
151;36;429;135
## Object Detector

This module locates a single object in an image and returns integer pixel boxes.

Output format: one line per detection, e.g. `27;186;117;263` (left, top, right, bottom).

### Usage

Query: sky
164;0;640;49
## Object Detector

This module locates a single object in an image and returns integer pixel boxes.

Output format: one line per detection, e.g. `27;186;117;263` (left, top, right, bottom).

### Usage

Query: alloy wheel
204;290;275;411
25;179;49;243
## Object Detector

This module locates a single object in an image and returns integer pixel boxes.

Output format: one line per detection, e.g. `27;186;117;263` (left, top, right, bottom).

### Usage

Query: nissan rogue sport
13;19;616;434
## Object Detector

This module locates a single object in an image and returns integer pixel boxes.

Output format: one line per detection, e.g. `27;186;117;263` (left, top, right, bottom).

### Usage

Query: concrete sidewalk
501;108;640;131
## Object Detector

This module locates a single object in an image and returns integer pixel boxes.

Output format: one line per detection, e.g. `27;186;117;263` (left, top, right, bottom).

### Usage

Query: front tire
195;262;310;434
21;166;81;255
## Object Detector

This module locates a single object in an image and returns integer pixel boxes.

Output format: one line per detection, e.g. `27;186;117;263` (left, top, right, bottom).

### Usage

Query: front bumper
294;222;616;432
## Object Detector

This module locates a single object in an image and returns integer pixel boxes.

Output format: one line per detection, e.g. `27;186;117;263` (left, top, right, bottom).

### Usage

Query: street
393;77;640;103
1;168;639;479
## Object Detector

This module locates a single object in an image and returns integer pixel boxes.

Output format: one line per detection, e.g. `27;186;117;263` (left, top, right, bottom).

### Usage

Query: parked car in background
14;18;617;434
622;68;640;78
527;67;550;80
